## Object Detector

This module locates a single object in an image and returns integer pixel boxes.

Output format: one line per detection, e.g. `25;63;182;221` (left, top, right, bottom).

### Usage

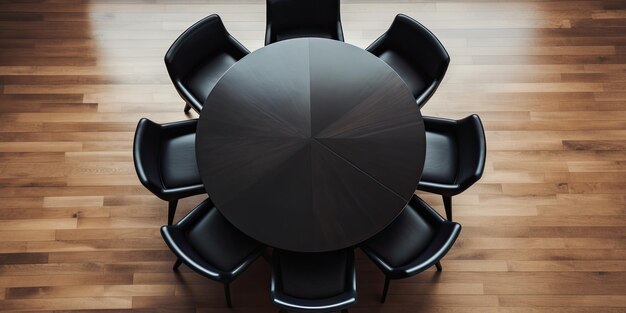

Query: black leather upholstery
367;14;449;108
165;15;249;113
265;0;344;45
418;115;486;221
418;114;486;197
160;132;200;189
133;118;205;224
421;132;458;185
361;195;461;302
271;249;356;312
161;198;264;306
364;204;435;268
185;53;238;110
186;207;263;273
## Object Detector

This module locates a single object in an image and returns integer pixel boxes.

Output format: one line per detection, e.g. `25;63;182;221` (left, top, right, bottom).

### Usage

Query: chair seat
420;131;458;185
275;29;335;42
186;207;262;273
160;132;202;189
278;250;348;299
186;53;238;106
378;50;428;99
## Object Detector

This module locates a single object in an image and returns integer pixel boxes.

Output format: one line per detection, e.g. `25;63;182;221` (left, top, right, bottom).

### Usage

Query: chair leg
184;103;191;113
224;282;232;308
262;248;272;264
168;200;178;225
443;196;452;221
381;276;390;303
173;259;182;271
436;261;442;272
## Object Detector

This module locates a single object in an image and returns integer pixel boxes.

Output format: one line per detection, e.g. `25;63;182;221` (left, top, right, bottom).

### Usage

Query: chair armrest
417;180;461;197
173;197;213;230
160;118;198;138
365;31;387;55
409;195;446;223
227;34;250;58
415;81;438;108
423;115;456;133
174;81;203;113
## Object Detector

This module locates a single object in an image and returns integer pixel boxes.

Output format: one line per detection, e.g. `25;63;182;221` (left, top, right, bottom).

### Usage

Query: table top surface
196;38;425;252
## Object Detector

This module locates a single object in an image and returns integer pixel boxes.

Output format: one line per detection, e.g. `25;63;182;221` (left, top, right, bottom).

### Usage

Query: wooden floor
1;0;626;311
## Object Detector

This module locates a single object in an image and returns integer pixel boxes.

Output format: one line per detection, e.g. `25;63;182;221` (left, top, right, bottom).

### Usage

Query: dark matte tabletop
196;38;425;252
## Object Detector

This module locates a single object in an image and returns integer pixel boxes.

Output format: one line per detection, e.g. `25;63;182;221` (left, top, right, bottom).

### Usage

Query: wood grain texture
196;38;424;252
1;0;626;311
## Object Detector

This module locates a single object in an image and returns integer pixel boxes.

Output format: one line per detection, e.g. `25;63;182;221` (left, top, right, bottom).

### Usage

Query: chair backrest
266;0;341;44
133;118;164;197
455;114;486;189
165;15;231;82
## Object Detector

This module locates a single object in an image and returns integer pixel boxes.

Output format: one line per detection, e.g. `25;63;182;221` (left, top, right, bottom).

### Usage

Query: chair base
184;103;192;113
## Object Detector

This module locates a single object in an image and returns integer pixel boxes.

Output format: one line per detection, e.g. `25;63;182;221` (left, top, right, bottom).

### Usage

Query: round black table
196;38;426;253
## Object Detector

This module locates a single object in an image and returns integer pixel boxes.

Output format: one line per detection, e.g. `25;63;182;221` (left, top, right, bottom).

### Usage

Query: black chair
133;118;205;225
366;14;449;108
161;198;264;307
418;114;486;221
361;195;461;303
271;249;356;313
265;0;344;45
165;14;249;113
